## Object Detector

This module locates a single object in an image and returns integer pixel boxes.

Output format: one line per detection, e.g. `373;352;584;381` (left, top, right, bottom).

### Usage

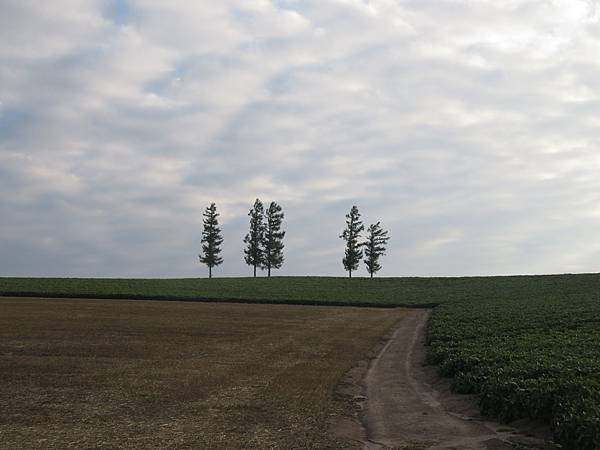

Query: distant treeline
199;201;389;279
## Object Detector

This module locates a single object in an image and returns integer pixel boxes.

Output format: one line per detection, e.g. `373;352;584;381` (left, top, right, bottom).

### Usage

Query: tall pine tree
339;205;364;278
363;222;390;278
243;198;265;277
263;201;285;277
198;203;224;278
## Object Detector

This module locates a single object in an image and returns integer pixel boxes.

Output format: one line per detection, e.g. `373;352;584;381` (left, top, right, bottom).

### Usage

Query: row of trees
198;199;285;278
243;199;286;278
339;205;390;278
198;202;390;278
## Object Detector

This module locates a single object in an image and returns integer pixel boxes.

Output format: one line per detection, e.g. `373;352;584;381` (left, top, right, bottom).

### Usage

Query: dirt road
361;309;549;450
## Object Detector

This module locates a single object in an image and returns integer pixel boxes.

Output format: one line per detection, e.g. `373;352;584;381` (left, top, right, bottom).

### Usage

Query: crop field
427;287;600;449
0;297;406;448
4;273;600;307
2;273;600;449
0;276;443;307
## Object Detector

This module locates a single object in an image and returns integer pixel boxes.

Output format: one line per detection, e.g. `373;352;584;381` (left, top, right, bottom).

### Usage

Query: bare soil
0;297;407;449
356;309;554;450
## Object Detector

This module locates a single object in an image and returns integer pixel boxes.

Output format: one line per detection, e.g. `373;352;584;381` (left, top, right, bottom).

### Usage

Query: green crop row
427;284;600;449
2;273;598;307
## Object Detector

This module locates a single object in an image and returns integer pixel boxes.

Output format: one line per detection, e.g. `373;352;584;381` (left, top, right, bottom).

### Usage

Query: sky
1;0;600;278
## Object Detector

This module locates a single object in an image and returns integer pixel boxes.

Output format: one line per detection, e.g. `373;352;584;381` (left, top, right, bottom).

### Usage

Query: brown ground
0;297;407;449
359;309;554;450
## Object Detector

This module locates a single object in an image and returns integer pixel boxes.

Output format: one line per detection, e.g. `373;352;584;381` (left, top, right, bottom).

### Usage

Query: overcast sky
1;0;600;278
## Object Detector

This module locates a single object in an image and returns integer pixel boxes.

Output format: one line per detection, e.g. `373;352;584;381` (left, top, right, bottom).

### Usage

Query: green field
0;275;445;306
1;274;600;448
4;273;600;307
426;284;600;449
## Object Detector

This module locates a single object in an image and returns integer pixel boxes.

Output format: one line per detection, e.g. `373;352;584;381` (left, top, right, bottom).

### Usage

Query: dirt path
361;309;549;450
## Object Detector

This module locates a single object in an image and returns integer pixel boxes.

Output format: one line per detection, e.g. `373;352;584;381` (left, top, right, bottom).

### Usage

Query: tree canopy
363;221;390;278
243;198;266;278
199;203;224;278
263;201;285;277
339;205;364;278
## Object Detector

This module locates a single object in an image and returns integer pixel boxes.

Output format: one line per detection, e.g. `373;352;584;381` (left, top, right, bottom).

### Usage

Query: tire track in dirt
361;309;549;450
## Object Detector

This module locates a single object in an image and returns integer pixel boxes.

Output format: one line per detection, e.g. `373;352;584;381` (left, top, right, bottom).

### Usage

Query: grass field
0;297;406;448
2;274;600;448
3;273;600;307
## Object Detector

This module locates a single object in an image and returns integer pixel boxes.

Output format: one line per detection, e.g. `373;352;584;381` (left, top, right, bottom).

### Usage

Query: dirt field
0;297;406;449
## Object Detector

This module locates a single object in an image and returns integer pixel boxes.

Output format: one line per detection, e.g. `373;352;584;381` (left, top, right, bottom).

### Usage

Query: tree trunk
209;266;212;279
253;265;257;278
349;269;352;279
370;271;373;279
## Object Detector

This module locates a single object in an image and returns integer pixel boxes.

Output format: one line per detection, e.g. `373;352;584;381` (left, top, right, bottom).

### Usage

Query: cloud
1;0;600;277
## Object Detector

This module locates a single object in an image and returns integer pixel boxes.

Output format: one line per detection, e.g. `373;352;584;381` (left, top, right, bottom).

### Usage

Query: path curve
362;309;546;450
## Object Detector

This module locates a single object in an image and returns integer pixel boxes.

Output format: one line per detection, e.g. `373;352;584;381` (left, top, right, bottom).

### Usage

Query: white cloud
1;0;600;277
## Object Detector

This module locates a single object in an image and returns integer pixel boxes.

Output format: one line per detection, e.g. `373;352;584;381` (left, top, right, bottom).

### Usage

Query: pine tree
263;201;285;277
363;222;390;278
339;205;364;278
198;203;224;278
243;198;265;277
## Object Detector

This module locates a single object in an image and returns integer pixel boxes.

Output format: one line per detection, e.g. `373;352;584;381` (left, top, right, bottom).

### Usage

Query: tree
339;205;364;278
198;203;224;278
363;222;390;278
243;198;265;277
263;201;285;277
